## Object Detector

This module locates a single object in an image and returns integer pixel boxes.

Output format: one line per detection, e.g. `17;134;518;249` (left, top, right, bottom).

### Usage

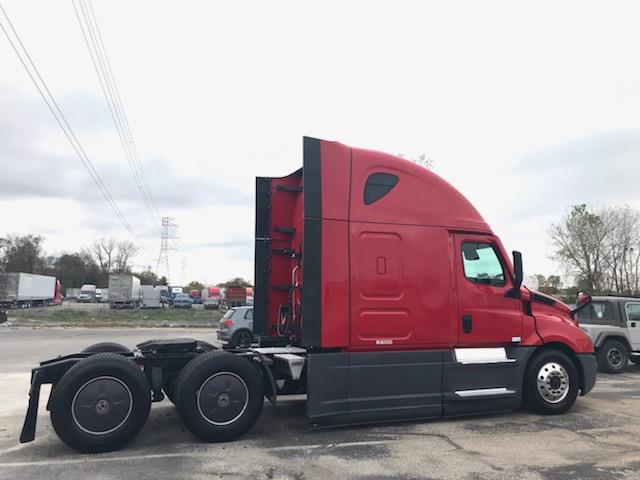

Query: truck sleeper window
461;242;505;287
364;172;399;205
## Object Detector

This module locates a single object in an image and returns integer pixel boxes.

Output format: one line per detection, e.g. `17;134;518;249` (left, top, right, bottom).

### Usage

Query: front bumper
577;353;597;395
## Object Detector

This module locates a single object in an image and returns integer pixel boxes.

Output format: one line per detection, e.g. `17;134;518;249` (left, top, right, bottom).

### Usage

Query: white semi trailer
0;273;60;308
108;274;141;309
140;285;167;308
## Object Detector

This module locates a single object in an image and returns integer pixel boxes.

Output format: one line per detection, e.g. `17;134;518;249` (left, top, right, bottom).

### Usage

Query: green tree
217;277;252;287
83;238;139;275
55;253;100;289
550;205;611;293
185;280;205;292
135;268;158;285
0;234;45;273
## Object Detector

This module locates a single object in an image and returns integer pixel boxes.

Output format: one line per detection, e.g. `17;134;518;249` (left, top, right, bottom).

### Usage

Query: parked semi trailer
65;288;80;300
221;285;247;308
202;286;221;309
0;273;62;308
108;274;141;309
140;285;166;308
20;137;597;453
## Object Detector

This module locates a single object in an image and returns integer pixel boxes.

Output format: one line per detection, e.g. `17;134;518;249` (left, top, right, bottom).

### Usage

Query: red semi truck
20;137;596;453
221;285;247;308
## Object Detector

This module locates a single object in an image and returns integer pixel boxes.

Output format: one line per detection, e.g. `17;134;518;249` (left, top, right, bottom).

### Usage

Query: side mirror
571;291;593;315
576;291;592;305
512;251;523;290
462;243;480;261
505;251;523;298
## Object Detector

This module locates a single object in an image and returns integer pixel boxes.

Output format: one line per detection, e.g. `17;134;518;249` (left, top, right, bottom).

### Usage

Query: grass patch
8;305;224;328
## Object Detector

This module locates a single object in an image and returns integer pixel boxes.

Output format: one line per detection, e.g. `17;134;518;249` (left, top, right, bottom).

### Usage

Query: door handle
632;322;637;328
462;315;472;334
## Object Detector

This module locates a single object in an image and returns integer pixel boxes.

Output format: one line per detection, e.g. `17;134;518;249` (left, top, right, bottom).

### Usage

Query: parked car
77;284;96;303
217;306;254;348
577;295;640;372
172;293;193;309
94;289;104;303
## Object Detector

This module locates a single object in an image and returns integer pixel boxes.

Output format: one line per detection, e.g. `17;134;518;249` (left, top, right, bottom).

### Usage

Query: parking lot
1;327;639;480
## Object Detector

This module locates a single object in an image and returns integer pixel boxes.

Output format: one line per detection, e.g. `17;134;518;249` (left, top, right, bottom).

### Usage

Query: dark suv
577;296;640;372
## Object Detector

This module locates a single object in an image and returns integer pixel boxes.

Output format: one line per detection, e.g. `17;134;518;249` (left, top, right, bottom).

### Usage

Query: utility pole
157;217;177;281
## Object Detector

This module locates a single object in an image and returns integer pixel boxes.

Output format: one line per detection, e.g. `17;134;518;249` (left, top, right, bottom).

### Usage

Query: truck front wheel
50;353;151;453
175;350;264;442
597;340;628;373
524;350;579;415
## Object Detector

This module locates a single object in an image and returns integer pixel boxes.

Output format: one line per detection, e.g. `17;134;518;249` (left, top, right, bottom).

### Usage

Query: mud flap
20;370;44;443
253;355;277;406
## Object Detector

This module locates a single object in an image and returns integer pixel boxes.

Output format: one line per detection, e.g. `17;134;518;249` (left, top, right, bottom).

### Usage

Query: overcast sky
1;1;640;286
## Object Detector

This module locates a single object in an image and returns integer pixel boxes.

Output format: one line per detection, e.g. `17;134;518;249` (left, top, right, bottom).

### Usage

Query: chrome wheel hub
536;362;569;404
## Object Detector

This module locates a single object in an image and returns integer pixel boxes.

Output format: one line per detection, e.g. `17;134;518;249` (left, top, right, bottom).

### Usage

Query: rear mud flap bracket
20;369;44;443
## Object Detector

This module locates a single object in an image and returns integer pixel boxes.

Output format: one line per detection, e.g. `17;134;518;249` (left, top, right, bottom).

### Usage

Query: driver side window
461;242;505;287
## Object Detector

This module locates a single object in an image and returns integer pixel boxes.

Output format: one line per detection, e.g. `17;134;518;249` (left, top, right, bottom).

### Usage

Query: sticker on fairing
376;339;393;345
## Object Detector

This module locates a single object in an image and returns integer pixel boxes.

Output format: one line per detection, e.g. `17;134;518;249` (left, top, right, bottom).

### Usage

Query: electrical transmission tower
157;217;177;280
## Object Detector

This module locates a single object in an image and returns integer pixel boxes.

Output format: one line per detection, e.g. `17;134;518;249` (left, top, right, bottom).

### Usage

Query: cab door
624;302;640;349
453;234;523;346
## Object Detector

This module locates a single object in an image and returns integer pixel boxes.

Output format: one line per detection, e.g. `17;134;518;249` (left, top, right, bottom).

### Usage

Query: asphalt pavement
1;327;639;480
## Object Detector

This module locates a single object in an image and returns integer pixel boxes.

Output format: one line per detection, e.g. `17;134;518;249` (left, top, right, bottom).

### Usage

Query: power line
73;0;159;229
0;2;144;248
80;0;159;222
86;0;159;218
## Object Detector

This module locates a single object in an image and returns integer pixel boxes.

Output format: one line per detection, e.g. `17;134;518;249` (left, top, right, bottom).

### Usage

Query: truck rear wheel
81;342;131;354
597;340;628;373
524;349;579;415
50;353;151;453
175;350;264;442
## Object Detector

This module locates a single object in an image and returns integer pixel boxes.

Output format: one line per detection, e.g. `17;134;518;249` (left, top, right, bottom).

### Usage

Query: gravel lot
1;327;639;480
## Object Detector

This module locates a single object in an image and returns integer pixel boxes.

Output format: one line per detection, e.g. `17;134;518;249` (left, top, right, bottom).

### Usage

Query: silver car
217;306;254;348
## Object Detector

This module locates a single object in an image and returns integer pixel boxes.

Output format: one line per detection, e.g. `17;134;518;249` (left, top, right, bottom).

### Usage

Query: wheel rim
238;332;252;348
72;376;133;435
607;348;624;368
536;362;569;404
197;372;249;426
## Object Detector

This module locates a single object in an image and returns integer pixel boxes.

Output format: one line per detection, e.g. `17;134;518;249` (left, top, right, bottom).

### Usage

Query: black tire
49;353;151;453
163;379;178;404
175;350;264;442
196;340;217;352
524;349;579;415
228;329;253;349
597;340;628;373
81;342;131;354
